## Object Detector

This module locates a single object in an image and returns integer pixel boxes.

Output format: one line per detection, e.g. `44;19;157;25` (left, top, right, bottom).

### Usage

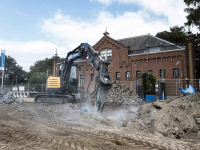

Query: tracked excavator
34;43;112;112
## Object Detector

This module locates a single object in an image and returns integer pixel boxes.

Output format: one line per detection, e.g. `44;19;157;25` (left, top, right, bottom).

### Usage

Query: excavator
34;43;112;112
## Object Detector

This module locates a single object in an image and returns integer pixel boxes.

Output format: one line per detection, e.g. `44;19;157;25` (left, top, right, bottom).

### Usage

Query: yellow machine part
46;77;61;89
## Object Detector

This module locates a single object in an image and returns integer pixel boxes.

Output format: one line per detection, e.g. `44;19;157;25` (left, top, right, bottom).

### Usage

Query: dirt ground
1;96;200;149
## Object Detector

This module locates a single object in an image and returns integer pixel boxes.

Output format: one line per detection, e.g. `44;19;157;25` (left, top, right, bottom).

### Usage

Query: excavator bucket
95;86;111;113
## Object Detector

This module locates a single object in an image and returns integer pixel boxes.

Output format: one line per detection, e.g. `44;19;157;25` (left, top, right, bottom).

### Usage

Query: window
100;51;106;60
148;70;152;74
100;49;112;60
116;72;120;79
90;73;94;80
160;69;165;77
70;66;77;78
136;71;141;78
126;71;130;79
173;68;179;77
80;75;84;87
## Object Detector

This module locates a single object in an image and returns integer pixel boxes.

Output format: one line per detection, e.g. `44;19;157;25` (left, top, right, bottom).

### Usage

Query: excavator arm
35;43;111;113
60;43;112;89
60;43;112;112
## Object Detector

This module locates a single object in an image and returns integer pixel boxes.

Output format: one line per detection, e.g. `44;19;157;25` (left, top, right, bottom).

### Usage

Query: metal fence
3;84;46;93
120;79;200;99
2;79;200;99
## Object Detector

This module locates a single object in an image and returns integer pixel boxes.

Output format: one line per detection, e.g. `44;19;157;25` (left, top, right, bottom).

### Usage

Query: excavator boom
35;43;112;112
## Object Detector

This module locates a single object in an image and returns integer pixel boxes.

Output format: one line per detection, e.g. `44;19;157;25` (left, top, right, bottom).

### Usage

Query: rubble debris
130;92;200;140
0;90;23;105
152;102;163;109
107;81;143;105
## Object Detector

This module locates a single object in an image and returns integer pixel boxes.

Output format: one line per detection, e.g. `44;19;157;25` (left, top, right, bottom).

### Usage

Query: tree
156;26;186;44
28;72;47;84
0;55;27;85
27;58;53;84
142;72;156;95
195;33;200;78
184;0;200;30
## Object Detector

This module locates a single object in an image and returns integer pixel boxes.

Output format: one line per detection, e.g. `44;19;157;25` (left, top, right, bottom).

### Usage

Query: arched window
100;49;112;60
148;70;153;74
116;72;120;79
126;71;130;79
160;69;165;77
80;75;84;87
136;71;141;78
173;68;179;77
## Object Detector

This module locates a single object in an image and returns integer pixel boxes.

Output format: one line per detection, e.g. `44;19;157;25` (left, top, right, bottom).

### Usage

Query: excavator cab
46;65;78;93
67;65;78;93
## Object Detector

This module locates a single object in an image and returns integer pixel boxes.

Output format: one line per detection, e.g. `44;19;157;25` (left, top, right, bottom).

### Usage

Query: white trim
128;48;185;57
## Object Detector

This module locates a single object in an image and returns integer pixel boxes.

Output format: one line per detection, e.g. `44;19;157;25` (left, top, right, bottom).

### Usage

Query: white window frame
100;49;112;60
126;71;130;79
80;75;84;87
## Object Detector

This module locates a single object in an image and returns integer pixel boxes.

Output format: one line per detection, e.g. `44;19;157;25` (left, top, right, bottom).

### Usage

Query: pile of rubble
131;92;200;139
0;90;23;105
107;81;143;105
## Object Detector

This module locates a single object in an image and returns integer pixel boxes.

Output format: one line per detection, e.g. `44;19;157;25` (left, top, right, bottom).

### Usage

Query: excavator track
34;94;75;104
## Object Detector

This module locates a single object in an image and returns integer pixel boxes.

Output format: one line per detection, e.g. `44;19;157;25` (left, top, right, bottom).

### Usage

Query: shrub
142;72;156;95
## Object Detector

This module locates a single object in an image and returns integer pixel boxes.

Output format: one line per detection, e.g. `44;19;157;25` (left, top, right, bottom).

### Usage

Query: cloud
91;0;188;26
2;0;198;73
39;0;198;46
39;8;188;48
0;40;67;71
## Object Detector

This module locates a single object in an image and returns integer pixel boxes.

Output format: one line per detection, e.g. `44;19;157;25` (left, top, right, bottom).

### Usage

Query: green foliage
27;58;53;84
1;55;27;85
29;58;53;73
156;26;186;44
184;0;200;30
142;72;156;95
28;72;47;84
195;33;200;77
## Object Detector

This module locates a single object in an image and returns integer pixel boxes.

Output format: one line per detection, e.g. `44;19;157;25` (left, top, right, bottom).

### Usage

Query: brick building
76;31;196;95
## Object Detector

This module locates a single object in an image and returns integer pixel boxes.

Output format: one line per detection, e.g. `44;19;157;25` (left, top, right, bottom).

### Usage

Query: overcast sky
0;0;198;71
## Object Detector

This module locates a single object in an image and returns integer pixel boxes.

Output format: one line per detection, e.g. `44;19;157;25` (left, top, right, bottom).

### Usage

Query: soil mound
131;93;200;139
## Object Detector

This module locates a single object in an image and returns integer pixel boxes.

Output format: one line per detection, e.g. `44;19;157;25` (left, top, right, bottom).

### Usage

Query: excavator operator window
68;66;78;93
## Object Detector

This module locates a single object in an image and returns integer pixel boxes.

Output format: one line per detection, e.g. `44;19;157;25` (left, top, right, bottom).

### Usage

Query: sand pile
131;92;200;139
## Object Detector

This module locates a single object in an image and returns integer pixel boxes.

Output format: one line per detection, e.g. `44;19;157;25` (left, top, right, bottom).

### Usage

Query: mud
0;97;200;149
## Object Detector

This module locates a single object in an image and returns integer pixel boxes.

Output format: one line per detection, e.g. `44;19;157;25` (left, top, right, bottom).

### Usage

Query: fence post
136;79;138;95
176;79;177;96
131;81;133;91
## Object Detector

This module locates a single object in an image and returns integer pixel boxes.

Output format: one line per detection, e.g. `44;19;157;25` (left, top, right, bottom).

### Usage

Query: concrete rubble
0;90;24;105
107;81;143;105
130;92;200;140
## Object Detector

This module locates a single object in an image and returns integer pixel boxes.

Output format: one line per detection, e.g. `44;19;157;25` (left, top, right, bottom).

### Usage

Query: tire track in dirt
0;103;200;150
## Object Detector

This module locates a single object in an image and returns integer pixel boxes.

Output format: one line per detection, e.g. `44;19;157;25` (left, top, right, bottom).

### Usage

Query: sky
0;0;198;71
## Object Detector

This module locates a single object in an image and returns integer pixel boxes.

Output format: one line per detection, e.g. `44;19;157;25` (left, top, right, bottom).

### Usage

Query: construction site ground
1;94;200;150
